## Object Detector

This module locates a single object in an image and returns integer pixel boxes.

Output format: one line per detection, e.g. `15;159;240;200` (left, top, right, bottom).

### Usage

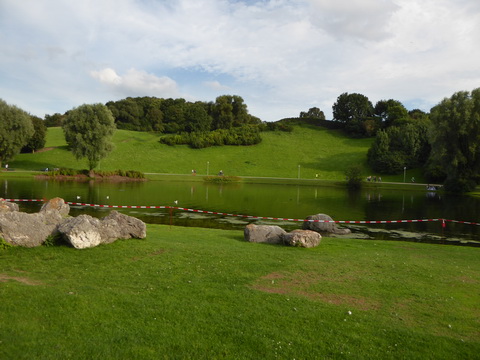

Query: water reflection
1;178;479;245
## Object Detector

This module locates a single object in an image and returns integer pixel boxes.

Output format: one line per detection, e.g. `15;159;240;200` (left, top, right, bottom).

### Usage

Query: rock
283;229;321;248
302;213;351;235
100;211;147;244
0;198;19;213
40;197;70;217
244;224;286;244
58;211;146;249
58;215;103;249
0;211;62;247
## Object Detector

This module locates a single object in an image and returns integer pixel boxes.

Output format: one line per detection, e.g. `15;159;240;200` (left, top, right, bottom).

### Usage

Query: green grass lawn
9;125;398;181
1;225;479;359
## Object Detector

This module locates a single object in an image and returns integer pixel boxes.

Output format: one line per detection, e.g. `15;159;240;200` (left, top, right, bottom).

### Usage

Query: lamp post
207;161;209;176
403;166;406;183
298;165;301;179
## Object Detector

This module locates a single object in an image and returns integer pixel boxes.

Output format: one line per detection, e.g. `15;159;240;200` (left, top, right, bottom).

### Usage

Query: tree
184;102;212;132
345;164;363;190
44;113;65;127
299;107;326;120
0;99;34;167
332;92;374;136
374;99;408;128
429;88;480;192
22;115;46;153
62;103;116;170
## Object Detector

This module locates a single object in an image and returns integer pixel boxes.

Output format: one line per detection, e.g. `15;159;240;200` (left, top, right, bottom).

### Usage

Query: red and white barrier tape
2;199;480;226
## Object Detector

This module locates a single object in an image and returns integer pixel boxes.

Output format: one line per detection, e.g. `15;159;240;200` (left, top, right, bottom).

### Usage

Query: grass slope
1;225;479;359
10;125;383;181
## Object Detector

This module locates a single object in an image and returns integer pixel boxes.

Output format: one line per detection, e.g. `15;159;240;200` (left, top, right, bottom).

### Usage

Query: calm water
2;178;480;245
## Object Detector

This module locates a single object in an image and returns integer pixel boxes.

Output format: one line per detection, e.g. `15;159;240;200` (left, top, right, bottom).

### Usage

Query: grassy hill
9;124;420;182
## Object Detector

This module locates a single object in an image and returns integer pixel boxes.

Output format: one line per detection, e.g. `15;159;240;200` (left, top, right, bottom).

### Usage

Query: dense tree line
105;95;261;133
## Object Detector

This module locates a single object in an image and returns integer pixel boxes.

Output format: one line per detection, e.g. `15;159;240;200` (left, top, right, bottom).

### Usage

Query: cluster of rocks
244;213;351;248
0;197;146;249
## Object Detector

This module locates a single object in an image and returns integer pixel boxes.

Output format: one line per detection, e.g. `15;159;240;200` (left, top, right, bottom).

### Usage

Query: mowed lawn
11;125;375;180
1;225;479;359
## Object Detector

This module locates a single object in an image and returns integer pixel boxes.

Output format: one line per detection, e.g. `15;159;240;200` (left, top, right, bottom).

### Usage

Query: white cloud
203;81;231;91
90;68;179;97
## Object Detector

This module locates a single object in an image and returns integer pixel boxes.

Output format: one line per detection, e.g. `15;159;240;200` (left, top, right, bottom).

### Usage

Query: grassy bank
1;225;479;359
7;125;395;181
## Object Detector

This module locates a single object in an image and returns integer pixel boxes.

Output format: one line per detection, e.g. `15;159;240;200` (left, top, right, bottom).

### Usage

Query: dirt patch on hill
0;274;43;286
251;271;379;311
35;147;55;153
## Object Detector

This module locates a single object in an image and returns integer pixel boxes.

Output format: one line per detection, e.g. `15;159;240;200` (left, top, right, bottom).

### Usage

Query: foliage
106;95;261;136
43;233;66;247
367;119;431;174
44;113;65;127
344;164;363;189
332;92;375;137
21;115;47;153
160;125;262;148
374;99;409;128
204;175;241;183
0;99;34;167
45;168;145;179
62;103;116;170
428;88;480;192
299;106;326;121
0;237;13;251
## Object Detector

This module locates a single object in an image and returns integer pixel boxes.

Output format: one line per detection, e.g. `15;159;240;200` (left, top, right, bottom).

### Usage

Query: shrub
0;237;12;251
345;164;363;190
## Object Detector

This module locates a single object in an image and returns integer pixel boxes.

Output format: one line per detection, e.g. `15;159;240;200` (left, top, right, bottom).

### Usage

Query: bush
0;237;12;251
345;165;363;190
204;176;241;183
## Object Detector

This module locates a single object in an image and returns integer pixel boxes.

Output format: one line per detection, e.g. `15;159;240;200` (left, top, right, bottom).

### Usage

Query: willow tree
429;88;480;192
0;99;34;167
62;103;116;170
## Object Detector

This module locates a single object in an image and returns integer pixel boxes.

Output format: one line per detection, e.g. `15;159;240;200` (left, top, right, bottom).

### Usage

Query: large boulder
0;198;19;213
302;213;351;235
0;211;63;247
40;197;70;217
283;229;321;248
58;211;146;249
57;215;103;249
244;224;286;244
99;211;147;244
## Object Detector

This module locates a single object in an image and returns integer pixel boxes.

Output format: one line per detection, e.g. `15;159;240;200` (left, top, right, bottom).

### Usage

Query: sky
1;0;479;122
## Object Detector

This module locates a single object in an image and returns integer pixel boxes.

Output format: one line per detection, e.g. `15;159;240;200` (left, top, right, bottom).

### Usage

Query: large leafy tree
62;103;116;170
429;88;480;192
332;92;374;136
374;99;409;128
22;115;47;153
0;99;34;167
299;107;326;120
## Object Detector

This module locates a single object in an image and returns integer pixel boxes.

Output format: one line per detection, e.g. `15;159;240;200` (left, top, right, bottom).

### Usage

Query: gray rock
58;215;103;249
244;224;286;244
0;211;62;247
101;211;147;242
40;197;70;217
0;198;19;213
302;213;351;235
58;211;146;249
283;229;321;248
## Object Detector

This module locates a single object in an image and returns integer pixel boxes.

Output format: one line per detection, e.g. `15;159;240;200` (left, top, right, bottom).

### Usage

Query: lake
2;177;480;246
